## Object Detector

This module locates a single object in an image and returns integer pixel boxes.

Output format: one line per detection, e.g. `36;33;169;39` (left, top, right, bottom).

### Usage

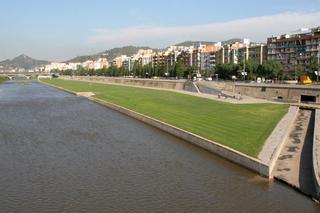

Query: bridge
0;72;51;80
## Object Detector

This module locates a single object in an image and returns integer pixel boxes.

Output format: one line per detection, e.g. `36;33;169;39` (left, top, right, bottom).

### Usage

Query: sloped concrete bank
61;76;186;90
258;106;299;177
313;109;320;198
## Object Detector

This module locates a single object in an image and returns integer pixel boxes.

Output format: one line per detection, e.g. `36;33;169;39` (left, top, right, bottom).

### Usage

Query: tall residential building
189;44;222;71
152;52;167;69
267;27;320;72
215;40;249;65
249;44;267;64
113;55;129;68
238;44;267;65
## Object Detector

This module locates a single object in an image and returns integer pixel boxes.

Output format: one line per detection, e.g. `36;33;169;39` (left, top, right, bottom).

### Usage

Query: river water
0;80;319;212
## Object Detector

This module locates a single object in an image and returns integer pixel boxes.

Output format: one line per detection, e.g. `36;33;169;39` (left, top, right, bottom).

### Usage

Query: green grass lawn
41;78;288;157
0;76;9;84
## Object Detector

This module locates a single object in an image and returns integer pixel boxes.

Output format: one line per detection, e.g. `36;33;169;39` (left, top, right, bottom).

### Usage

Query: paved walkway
273;109;316;197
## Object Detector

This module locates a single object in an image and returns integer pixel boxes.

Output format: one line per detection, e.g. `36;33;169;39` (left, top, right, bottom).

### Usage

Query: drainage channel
273;108;317;200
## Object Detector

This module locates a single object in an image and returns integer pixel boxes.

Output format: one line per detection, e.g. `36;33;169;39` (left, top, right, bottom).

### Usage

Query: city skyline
1;0;320;61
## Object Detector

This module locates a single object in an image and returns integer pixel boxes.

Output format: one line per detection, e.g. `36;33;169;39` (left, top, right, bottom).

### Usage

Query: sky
0;0;320;61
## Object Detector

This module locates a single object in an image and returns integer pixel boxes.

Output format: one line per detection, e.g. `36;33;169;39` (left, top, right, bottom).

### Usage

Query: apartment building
238;44;267;64
189;44;222;71
215;40;249;65
176;50;193;67
113;55;129;68
152;52;167;69
267;27;320;72
94;58;109;70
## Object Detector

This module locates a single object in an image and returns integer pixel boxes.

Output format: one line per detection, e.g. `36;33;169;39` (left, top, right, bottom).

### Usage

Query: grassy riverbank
0;76;9;84
41;78;288;157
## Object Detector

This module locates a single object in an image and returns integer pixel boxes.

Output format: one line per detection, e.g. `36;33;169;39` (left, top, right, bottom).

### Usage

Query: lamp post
242;49;247;81
316;41;320;84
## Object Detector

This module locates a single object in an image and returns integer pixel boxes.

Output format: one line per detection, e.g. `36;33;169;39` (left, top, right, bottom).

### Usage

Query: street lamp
317;43;320;83
241;71;247;81
243;50;247;81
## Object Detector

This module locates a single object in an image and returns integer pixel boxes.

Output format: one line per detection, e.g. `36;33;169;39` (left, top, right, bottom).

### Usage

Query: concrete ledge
313;109;320;198
259;106;299;177
40;79;272;177
76;92;95;98
61;76;186;90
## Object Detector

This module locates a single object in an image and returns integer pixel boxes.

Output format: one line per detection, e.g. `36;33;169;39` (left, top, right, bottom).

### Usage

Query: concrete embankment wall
313;109;320;198
90;97;270;177
258;106;299;177
183;81;199;93
61;76;186;90
235;83;320;103
197;81;235;93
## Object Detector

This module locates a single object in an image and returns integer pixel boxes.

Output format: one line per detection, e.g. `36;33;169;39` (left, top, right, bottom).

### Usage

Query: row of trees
216;57;319;81
55;61;194;79
215;60;283;80
55;58;319;81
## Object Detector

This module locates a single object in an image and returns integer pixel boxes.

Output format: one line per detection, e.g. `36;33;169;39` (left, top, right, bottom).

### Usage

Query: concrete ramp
273;109;316;198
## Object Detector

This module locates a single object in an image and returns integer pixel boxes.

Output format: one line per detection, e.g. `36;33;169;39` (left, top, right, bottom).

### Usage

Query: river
0;80;318;212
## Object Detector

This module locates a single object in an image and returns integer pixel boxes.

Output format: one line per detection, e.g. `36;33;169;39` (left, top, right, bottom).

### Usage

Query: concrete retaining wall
313;109;320;198
61;76;186;90
197;84;222;95
259;106;299;177
183;81;199;93
197;81;235;92
235;83;320;103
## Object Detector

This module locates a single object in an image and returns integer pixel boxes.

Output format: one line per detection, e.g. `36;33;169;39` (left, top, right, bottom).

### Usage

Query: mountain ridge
1;39;250;68
67;39;246;63
0;54;50;70
66;46;157;63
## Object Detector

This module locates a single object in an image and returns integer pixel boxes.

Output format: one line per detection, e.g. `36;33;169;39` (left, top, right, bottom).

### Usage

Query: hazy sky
1;0;320;61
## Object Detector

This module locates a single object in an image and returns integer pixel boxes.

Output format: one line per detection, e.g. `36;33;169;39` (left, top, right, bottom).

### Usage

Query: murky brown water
0;80;319;212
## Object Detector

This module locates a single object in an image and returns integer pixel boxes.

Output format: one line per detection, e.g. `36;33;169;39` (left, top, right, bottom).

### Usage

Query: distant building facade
267;27;320;72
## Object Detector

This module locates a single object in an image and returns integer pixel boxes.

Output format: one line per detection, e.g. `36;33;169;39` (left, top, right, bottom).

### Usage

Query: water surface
0;80;318;212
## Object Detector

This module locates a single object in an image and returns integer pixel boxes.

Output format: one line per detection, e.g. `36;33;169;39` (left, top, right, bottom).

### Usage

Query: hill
175;39;245;47
174;41;217;47
221;38;244;45
67;46;156;63
0;54;50;70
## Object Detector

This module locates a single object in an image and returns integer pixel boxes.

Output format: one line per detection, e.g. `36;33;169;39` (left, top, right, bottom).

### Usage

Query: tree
143;64;152;78
259;60;283;79
215;63;240;80
244;59;259;80
132;61;142;77
173;61;185;78
309;56;319;72
107;65;119;77
293;65;305;80
309;56;319;80
184;65;197;78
